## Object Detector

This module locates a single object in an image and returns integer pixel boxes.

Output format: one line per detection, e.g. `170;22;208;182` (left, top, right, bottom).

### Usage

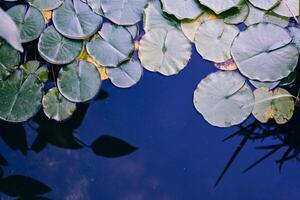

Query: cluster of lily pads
0;0;299;126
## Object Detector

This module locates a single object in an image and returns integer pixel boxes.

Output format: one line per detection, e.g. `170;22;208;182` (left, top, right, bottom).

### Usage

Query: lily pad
0;40;20;80
231;23;298;82
27;0;64;10
195;19;239;63
86;23;134;67
101;0;147;25
38;26;83;65
20;60;49;83
193;71;254;127
248;0;279;10
57;60;101;103
107;60;143;88
139;28;192;76
249;80;279;89
252;87;294;124
198;0;241;14
161;0;203;20
53;0;103;39
272;0;299;17
280;71;297;86
0;70;43;122
42;87;76;121
143;0;179;32
7;5;45;43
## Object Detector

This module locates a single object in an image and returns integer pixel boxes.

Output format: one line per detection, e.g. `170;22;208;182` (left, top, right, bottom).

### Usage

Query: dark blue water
1;45;300;200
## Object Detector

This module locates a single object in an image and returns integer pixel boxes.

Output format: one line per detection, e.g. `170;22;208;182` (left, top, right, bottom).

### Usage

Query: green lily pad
7;5;45;43
252;87;294;124
143;0;179;32
38;26;83;65
139;28;192;76
101;0;147;25
280;71;297;86
161;0;203;20
248;0;280;10
27;0;64;10
231;23;298;82
195;19;239;63
272;0;299;17
0;70;43;122
223;3;249;25
86;0;104;15
289;27;300;51
198;0;241;14
53;0;103;39
107;60;143;88
57;60;101;103
0;40;20;80
20;60;49;83
42;87;76;121
193;71;254;127
0;8;23;52
249;79;279;89
86;23;134;67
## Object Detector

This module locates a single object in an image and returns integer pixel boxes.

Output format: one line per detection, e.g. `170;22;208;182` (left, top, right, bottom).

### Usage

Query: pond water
1;45;300;200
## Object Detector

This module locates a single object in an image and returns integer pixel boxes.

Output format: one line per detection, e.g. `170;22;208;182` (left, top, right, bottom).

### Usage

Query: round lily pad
53;0;103;39
0;70;43;122
20;60;49;83
161;0;203;20
231;23;298;82
195;19;239;63
273;0;299;17
0;40;20;80
27;0;63;10
248;0;279;10
107;60;143;88
101;0;147;25
57;60;101;103
7;5;45;43
198;0;241;14
86;0;104;15
139;28;192;76
252;87;294;124
86;23;134;67
42;87;76;121
193;71;254;127
249;80;279;89
38;26;83;65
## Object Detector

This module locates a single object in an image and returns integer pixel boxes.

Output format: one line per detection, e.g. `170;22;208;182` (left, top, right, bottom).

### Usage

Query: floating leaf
101;0;147;25
252;87;294;124
198;0;241;14
0;39;20;80
53;0;103;39
20;60;49;83
223;3;249;25
280;71;297;86
272;0;299;17
195;19;239;63
38;26;83;65
139;28;192;76
249;80;280;89
0;175;51;197
42;87;76;121
0;8;23;52
0;70;43;122
57;60;101;103
107;60;143;88
86;23;134;67
193;71;254;127
26;0;64;10
248;0;279;10
7;5;45;43
91;135;138;158
161;0;203;20
231;23;298;82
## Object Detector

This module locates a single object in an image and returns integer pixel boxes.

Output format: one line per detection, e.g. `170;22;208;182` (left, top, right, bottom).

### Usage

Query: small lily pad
231;23;298;82
7;5;45;43
38;26;83;65
0;39;20;80
53;0;103;39
195;19;239;63
57;60;101;103
193;71;254;127
107;60;143;88
139;28;192;76
42;87;76;121
20;60;49;83
252;87;294;124
27;0;64;10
